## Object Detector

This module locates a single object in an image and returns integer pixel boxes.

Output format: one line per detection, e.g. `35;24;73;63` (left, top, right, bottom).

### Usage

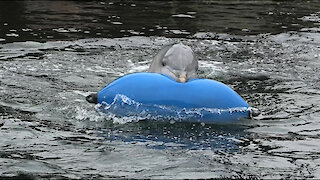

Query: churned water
1;1;320;179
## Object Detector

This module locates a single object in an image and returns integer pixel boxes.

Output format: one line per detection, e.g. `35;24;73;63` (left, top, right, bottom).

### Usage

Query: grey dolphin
149;43;198;83
86;43;198;104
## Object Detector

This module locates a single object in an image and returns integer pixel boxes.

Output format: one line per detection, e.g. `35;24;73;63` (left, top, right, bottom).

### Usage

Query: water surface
1;1;320;179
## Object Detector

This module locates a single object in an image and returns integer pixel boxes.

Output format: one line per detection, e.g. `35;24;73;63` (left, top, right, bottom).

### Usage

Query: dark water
1;0;320;179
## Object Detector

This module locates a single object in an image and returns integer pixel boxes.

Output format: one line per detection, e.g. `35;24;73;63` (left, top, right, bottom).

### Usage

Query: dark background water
1;0;319;43
1;0;320;179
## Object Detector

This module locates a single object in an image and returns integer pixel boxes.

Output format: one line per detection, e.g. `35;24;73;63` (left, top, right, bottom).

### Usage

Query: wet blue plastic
97;72;249;123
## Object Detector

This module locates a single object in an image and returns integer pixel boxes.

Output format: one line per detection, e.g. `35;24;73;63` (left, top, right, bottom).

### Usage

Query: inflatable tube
97;72;249;123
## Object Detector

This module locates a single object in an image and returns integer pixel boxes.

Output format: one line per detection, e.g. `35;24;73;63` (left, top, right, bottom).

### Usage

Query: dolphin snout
178;77;186;83
177;72;187;83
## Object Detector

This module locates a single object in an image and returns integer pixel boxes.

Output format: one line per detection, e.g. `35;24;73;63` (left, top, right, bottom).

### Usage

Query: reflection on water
96;120;249;151
1;0;320;179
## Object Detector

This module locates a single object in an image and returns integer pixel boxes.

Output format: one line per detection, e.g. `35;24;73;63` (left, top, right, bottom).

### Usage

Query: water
1;0;320;179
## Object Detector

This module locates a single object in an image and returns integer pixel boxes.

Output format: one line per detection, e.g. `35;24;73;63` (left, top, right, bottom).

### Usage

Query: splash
96;94;250;124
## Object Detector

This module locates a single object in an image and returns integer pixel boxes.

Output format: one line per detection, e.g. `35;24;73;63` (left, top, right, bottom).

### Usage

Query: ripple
111;22;123;25
299;12;320;22
53;28;81;33
5;33;19;37
172;14;196;18
166;29;190;35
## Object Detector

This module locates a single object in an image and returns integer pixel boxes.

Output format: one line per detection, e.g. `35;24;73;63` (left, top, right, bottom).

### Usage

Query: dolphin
149;43;198;83
86;43;198;104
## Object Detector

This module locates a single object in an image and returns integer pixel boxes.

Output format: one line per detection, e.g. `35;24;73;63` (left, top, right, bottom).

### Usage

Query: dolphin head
149;43;198;83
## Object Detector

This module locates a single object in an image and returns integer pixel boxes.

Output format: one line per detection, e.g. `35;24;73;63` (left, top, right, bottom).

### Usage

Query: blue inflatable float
97;72;249;123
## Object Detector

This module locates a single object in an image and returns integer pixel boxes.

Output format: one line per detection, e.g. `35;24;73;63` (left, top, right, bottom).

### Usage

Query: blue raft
97;72;250;123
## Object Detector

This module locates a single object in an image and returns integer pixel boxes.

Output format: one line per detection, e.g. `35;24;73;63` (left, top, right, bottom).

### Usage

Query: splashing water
96;94;250;124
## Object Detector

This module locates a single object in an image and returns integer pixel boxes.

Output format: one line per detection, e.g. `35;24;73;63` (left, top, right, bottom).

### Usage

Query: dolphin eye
162;61;166;66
